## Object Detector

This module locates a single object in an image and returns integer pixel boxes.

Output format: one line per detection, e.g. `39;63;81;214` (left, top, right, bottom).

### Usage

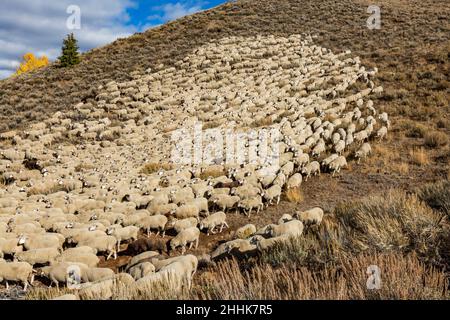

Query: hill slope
0;0;448;132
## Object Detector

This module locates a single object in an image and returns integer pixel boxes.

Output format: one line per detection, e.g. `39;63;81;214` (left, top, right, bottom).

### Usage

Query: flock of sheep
0;34;388;298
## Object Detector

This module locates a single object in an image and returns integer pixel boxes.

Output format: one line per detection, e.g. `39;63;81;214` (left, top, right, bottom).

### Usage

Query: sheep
355;143;372;164
266;220;304;238
14;247;61;266
85;267;115;283
10;223;45;235
127;238;167;255
334;140;346;155
148;203;178;216
278;214;293;225
233;224;257;240
212;194;241;212
66;229;107;245
55;248;100;268
252;235;290;251
184;197;209;216
237;196;264;217
158;256;198;289
376;126;388;141
40;262;89;288
0;238;23;258
126;251;161;271
354;130;368;143
0;260;34;290
301;161;321;180
286;173;302;189
170;227;200;254
106;226;139;252
329;156;348;176
211;239;257;260
294;207;324;226
128;262;156;280
199;212;229;235
139;215;168;237
261;185;282;207
231;184;261;200
171;204;200;220
77;235;117;260
165;217;198;234
18;234;63;250
170;188;195;205
293;153;309;168
321;154;339;169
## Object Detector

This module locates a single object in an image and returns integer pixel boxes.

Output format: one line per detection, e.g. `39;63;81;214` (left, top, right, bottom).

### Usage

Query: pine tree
58;33;80;67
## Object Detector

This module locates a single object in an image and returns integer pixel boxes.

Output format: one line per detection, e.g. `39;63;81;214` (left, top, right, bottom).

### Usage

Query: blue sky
0;0;227;78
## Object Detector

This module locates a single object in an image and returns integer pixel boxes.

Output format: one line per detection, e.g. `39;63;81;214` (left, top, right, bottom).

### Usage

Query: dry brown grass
335;190;444;264
195;253;448;300
285;187;304;203
424;131;449;149
409;147;430;166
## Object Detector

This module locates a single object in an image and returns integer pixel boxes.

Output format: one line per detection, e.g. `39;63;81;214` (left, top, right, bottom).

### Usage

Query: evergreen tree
58;33;80;67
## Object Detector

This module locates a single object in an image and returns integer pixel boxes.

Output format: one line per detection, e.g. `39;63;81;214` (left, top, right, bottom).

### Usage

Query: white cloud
0;0;138;78
149;2;205;23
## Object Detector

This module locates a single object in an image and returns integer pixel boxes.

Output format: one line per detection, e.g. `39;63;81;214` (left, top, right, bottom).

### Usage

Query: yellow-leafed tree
15;53;49;76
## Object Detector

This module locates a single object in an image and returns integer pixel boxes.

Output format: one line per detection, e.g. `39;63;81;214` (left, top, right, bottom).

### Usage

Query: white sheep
278;214;293;225
0;238;23;258
139;215;168;237
85;267;115;282
171;204;200;220
329;156;348;176
266;220;304;238
294;207;324;226
14;247;61;265
286;173;302;189
212;194;240;213
78;235;117;260
165;217;198;234
376;126;388;141
107;226;139;252
18;234;63;250
128;262;156;280
355;143;372;164
261;185;282;207
199;212;229;235
170;227;200;254
0;260;34;291
301;161;321;180
238;196;264;217
233;224;257;240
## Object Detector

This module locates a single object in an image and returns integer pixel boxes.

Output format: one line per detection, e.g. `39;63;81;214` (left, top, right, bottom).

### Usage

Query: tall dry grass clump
417;180;450;218
334;190;444;264
285;187;304;203
196;253;448;300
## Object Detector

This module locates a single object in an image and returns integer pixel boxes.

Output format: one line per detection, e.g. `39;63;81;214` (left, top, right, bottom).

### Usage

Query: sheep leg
181;246;186;255
30;274;35;285
23;281;28;292
195;238;199;249
189;242;194;249
117;240;121;253
161;230;166;238
277;195;281;205
114;249;117;260
5;281;9;290
156;230;160;237
147;229;151;237
106;250;113;261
